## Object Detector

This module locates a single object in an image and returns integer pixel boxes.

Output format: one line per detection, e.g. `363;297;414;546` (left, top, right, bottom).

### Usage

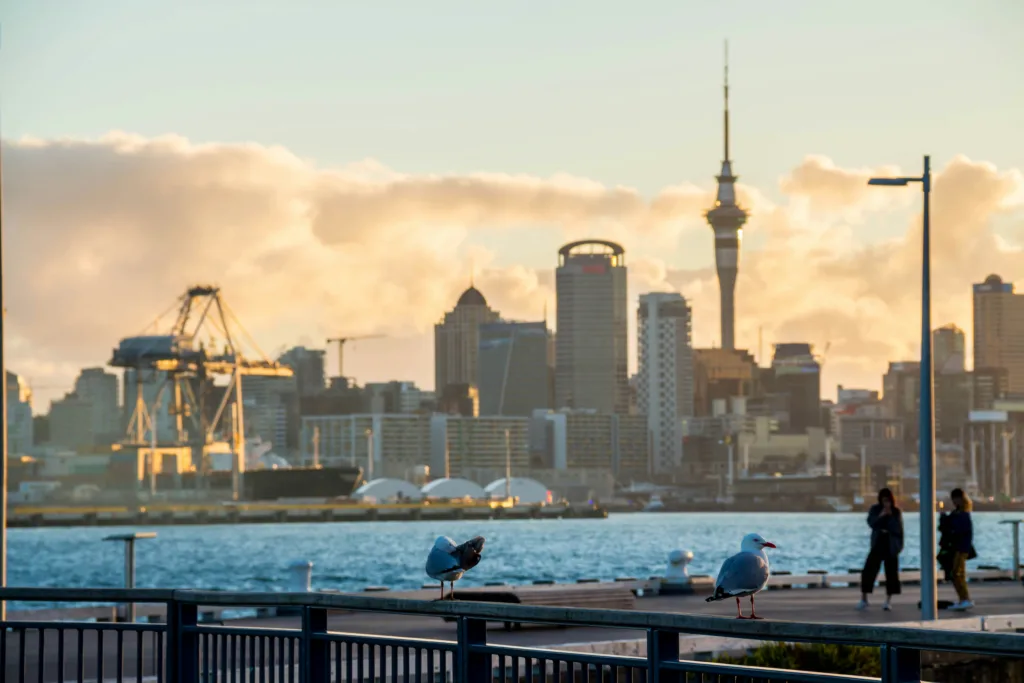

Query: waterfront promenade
4;582;1023;682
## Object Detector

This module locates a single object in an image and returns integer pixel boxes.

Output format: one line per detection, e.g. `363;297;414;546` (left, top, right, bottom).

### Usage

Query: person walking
857;488;904;611
945;487;975;611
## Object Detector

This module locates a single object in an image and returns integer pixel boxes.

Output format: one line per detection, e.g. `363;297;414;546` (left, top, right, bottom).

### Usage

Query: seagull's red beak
761;541;776;549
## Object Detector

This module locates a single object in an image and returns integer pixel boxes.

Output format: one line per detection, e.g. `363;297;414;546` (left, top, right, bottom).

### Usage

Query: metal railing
1;587;1022;683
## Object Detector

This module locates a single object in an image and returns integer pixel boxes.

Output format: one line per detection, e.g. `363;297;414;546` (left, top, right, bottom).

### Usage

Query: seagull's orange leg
735;597;747;619
749;595;763;620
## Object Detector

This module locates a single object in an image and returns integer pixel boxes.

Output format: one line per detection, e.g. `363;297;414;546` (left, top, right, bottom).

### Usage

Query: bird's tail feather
705;587;726;602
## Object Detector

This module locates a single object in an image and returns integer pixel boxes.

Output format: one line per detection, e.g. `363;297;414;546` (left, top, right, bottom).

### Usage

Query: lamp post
868;155;936;620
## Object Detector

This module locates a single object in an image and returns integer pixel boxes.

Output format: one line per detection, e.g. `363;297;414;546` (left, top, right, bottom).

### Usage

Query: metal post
504;429;511;501
104;532;157;622
860;445;867;499
365;428;374;481
311;426;320;468
970;439;978;493
918;155;937;621
1001;520;1022;582
233;369;246;501
727;443;734;488
867;156;936;619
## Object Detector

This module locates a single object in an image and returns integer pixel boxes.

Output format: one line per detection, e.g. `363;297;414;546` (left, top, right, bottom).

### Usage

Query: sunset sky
2;0;1023;409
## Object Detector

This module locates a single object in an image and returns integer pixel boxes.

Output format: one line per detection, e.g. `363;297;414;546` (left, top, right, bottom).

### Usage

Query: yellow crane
326;335;384;378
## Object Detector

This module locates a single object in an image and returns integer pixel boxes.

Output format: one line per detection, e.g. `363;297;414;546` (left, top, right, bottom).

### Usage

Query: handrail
2;586;1021;657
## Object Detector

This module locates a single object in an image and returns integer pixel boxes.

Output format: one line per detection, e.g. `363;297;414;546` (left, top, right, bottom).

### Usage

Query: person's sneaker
882;602;892;612
856;599;869;610
948;600;974;611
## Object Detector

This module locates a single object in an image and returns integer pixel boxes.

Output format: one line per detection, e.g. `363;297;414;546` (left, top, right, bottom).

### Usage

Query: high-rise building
704;44;748;350
48;393;94;450
279;346;327;397
973;274;1024;394
74;367;121;445
242;375;300;454
554;240;628;414
434;286;500;395
478;321;551;416
933;324;966;374
5;371;34;455
692;348;758;417
637;292;695;474
882;361;920;452
769;344;822;434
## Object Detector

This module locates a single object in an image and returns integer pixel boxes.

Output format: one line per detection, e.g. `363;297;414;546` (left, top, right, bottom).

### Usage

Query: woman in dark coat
857;488;904;611
944;488;975;611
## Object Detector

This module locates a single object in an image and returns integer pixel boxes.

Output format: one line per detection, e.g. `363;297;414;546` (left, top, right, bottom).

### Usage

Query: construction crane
110;285;293;500
326;335;384;378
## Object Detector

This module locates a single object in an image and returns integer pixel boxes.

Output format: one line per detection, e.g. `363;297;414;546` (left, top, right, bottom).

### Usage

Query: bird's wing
425;546;460;578
714;552;770;595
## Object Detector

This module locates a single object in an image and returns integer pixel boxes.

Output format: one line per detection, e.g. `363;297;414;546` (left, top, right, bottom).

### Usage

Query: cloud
4;135;1023;411
2;132;707;406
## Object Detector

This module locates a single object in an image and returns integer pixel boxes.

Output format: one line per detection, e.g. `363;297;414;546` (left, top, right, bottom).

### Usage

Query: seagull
705;532;777;619
425;535;485;600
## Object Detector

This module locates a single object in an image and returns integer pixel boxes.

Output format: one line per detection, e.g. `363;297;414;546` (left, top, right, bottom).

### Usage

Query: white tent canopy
484;477;550;505
353;478;423;502
421;478;487;500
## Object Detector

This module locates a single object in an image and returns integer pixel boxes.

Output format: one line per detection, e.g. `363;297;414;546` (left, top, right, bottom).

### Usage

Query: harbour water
9;512;1022;607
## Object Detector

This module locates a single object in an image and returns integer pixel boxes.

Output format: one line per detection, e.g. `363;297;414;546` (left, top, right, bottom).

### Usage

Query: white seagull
705;532;777;619
425;535;485;600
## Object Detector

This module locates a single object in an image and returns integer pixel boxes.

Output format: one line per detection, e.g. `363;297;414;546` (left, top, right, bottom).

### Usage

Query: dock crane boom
326;335;384;378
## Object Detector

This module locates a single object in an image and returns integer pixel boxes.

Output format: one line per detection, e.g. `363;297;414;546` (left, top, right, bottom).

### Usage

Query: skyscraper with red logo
554;240;629;414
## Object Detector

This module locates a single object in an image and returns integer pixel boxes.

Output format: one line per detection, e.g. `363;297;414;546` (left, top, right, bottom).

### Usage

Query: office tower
73;367;121;445
242;375;300;453
704;43;748;350
478;321;551;416
279;346;327;397
637;293;695;474
973;274;1024;394
933;324;966;375
434;285;500;395
5;371;34;454
554;240;629;413
770;343;822;434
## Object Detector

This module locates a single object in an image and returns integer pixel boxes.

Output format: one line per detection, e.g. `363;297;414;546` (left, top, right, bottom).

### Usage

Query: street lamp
868;155;936;620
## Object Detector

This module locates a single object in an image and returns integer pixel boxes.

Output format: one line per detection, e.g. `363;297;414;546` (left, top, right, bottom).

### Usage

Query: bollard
999;520;1023;582
660;550;695;595
287;560;313;592
102;532;157;622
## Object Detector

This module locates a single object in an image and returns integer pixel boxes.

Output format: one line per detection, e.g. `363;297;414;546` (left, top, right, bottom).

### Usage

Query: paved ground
5;583;1024;682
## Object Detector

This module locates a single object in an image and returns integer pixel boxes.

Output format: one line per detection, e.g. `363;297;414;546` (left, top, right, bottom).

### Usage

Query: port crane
326;335;384;378
109;285;293;499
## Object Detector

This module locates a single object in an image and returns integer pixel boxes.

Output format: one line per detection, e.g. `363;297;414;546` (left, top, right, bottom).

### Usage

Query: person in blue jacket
944;487;975;611
857;488;904;611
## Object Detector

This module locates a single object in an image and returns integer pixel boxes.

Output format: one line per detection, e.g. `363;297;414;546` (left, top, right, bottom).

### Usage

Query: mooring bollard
660;549;695;595
1000;519;1023;582
103;532;157;622
287;560;313;592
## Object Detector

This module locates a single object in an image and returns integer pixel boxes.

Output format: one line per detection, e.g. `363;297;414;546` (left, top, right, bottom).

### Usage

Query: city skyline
1;3;1023;408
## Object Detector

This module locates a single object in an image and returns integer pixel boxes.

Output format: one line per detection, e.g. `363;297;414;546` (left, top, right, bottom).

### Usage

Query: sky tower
704;41;748;351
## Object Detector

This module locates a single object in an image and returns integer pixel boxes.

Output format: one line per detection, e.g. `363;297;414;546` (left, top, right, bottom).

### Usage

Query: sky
1;0;1023;411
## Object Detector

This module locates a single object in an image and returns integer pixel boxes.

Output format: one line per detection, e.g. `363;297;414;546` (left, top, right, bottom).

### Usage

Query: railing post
302;607;329;683
456;617;489;682
648;628;681;683
882;645;921;683
168;599;198;683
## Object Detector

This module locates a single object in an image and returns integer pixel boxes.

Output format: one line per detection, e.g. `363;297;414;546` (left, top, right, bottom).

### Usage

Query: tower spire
723;39;730;162
704;39;747;352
